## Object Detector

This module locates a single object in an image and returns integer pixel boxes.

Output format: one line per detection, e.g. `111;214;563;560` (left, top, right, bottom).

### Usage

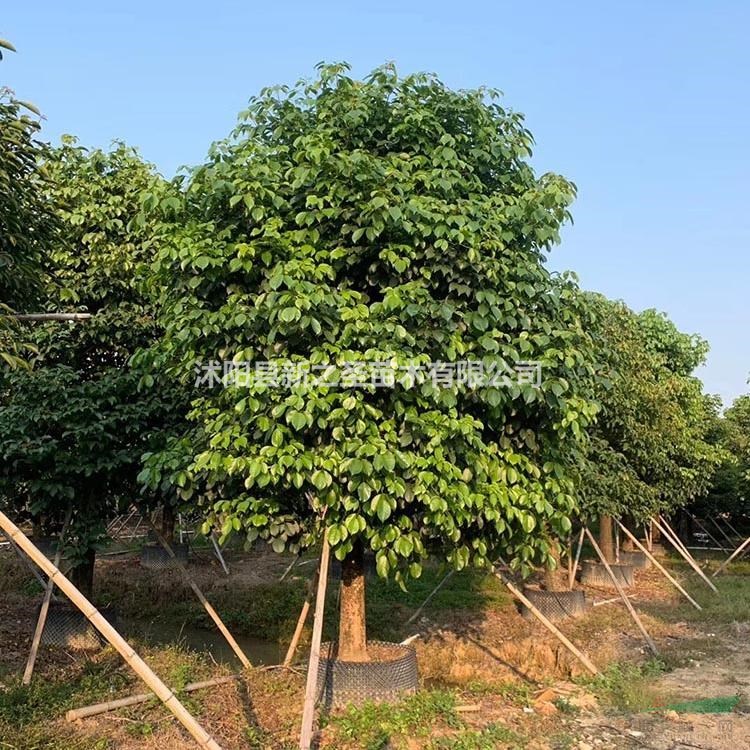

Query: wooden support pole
284;563;321;668
593;594;637;607
493;568;598;676
720;516;743;542
585;528;659;657
405;570;454;627
66;675;240;722
299;530;331;750
616;520;701;611
279;554;300;583
142;515;251;669
569;528;585;590
23;508;72;684
210;533;230;576
654;517;718;593
687;512;728;551
0;511;222;750
707;515;734;548
615;520;620;562
713;535;750;577
12;313;92;321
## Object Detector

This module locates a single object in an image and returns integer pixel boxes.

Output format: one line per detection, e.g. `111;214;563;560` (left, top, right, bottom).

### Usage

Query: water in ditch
123;618;282;667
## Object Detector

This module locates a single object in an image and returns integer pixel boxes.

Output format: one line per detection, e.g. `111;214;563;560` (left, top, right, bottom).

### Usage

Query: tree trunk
338;542;368;661
161;504;176;544
599;514;616;563
71;548;96;600
543;539;565;591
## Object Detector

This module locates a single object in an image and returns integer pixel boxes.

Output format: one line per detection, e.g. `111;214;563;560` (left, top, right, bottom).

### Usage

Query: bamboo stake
493;568;598;676
12;313;92;321
279;554;301;583
284;563;321;668
142;515;251;669
0;511;222;750
0;529;59;599
210;533;230;576
713;535;750;577
299;530;331;750
687;512;727;551
405;570;454;626
654;517;718;593
23;508;72;684
585;528;658;656
569;528;585;590
708;515;734;548
615;520;620;562
67;675;240;721
616;520;701;610
720;516;743;542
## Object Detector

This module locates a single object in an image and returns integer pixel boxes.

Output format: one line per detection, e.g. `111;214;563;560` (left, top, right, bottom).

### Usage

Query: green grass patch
428;723;524;750
579;659;667;712
327;689;461;748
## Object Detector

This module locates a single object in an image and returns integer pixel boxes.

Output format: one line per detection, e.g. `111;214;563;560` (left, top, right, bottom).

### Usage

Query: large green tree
696;393;750;522
0;139;183;595
141;63;597;659
581;295;721;558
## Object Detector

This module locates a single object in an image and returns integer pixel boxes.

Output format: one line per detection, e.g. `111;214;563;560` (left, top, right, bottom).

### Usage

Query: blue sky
3;2;748;406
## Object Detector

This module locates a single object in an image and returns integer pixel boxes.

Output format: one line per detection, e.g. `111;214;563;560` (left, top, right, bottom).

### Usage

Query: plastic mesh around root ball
139;543;189;570
315;641;419;709
39;603;103;650
580;561;635;588
618;550;651;568
519;589;588;621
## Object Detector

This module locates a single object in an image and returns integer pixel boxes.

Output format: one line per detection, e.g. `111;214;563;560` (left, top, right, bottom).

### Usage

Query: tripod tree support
493;567;598;676
23;507;73;684
0;510;223;750
585;528;659;657
142;514;251;669
654;517;718;593
616;520;701;611
713;535;750;578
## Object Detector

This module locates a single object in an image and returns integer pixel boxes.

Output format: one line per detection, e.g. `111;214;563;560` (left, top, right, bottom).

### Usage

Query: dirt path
575;627;750;750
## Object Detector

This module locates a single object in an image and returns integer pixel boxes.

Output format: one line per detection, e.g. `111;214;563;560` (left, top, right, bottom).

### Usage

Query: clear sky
3;2;748;406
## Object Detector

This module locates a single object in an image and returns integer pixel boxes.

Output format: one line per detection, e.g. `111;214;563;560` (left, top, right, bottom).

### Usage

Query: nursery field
2;543;750;750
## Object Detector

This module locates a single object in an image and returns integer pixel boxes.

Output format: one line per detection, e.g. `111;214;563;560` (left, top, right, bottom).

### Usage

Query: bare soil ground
2;545;750;749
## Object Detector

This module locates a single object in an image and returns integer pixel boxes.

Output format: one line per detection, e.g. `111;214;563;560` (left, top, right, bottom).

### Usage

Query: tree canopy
0;138;183;592
580;295;722;525
141;63;598;622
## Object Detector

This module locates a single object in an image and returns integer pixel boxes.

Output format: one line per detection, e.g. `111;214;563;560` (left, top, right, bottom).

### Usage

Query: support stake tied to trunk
585;528;659;657
0;511;222;750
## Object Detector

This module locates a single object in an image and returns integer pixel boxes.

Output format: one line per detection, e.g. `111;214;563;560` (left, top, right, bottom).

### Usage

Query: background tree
694;393;750;525
0;139;183;596
141;63;597;660
580;295;721;559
